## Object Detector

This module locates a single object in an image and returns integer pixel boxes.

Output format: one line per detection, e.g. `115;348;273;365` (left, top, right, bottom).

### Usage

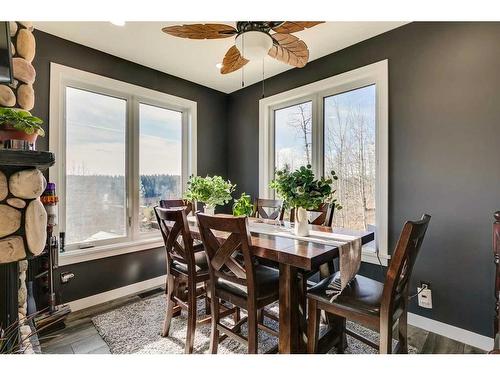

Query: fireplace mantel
0;150;55;170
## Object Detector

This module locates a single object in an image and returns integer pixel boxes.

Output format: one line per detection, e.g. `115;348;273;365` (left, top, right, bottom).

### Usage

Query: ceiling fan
161;21;324;74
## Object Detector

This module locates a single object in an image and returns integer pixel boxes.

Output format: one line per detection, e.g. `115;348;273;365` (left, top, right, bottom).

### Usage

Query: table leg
279;263;301;353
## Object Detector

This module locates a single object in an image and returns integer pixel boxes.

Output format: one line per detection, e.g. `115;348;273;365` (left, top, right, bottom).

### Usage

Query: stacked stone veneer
0;168;47;264
0;21;36;110
18;259;34;353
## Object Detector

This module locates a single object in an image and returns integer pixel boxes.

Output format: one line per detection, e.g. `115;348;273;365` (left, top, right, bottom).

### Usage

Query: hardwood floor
39;289;484;354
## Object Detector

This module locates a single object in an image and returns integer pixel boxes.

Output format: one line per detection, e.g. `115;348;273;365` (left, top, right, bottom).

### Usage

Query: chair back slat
254;198;284;220
381;214;431;316
155;206;196;273
210;233;243;273
290;203;335;227
159;199;194;215
197;213;256;295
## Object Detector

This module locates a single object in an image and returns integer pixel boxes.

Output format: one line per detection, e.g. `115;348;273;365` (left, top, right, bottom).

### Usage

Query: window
324;85;376;231
50;63;197;262
259;61;388;264
139;103;183;233
274;101;312;170
65;88;127;245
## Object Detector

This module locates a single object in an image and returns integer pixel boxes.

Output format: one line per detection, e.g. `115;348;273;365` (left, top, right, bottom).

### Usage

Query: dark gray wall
31;23;500;338
32;30;229;302
227;22;500;337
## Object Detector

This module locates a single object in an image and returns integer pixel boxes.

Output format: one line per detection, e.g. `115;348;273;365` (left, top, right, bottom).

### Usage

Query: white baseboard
66;275;166;312
408;312;493;351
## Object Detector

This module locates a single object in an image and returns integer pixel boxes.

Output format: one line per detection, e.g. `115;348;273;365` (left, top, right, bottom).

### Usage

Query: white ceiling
33;21;406;93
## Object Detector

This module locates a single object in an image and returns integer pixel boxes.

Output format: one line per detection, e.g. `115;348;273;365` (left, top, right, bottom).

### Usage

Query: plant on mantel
232;193;254;217
184;175;235;214
270;164;341;236
0;107;45;146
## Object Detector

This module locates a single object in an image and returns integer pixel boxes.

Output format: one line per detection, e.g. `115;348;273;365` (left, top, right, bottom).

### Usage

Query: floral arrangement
270;164;342;210
232;193;254;217
0;107;45;136
184;175;235;209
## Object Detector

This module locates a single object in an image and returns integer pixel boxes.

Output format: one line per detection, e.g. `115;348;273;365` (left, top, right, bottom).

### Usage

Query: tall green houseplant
270;164;341;236
184;175;235;214
232;193;254;217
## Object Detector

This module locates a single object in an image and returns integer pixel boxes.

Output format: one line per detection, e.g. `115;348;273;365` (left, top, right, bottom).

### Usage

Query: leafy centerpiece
184;175;235;215
270;164;341;236
0;107;45;149
232;193;254;217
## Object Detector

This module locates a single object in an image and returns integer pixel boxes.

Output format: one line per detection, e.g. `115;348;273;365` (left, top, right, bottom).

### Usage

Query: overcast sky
66;87;182;176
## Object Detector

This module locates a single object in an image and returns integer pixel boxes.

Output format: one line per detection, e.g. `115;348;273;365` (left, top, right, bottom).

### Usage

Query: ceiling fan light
235;31;273;60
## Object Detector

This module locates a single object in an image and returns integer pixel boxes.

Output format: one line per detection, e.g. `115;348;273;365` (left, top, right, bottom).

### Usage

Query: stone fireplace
0;150;54;353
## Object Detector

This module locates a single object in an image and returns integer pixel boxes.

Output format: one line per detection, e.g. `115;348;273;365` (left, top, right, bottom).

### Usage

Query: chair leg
185;283;197;354
233;305;241;332
298;274;308;351
209;294;220;354
162;275;175;337
204;282;211;315
336;317;347;354
257;308;264;324
247;308;258;354
307;298;320;353
379;321;393;354
398;310;408;354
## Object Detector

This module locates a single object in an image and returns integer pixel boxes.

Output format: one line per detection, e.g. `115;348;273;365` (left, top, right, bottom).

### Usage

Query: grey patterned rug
92;294;417;354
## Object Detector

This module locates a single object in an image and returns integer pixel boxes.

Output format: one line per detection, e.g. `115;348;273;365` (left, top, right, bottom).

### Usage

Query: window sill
58;237;164;266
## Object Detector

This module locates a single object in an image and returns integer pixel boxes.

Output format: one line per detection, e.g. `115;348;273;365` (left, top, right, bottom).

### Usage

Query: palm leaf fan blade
162;23;237;39
220;46;249;74
268;33;309;68
272;21;324;34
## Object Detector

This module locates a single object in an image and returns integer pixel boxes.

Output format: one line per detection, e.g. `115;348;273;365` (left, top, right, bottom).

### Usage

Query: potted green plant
0;107;45;149
270;164;341;236
184;175;235;215
232;193;254;217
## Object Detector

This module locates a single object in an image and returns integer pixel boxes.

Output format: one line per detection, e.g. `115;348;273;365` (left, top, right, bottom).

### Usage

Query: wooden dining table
183;216;374;354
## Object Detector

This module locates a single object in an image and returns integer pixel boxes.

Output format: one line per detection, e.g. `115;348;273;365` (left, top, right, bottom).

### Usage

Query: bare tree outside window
324;85;376;230
275;101;312;170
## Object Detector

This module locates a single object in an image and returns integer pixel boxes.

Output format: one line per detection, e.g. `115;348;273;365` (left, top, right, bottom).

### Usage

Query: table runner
247;220;358;246
248;220;363;301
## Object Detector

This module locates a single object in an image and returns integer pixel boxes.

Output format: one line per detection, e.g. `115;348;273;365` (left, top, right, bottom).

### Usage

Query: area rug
92;294;417;354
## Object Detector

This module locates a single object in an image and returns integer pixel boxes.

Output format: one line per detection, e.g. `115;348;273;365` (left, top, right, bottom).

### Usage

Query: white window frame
49;63;197;265
259;60;389;265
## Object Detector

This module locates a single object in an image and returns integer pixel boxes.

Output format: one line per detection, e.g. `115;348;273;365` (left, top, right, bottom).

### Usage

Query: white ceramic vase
204;205;215;215
294;207;310;237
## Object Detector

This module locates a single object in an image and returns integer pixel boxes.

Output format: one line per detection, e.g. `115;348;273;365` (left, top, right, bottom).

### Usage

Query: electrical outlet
60;271;75;284
417;283;432;309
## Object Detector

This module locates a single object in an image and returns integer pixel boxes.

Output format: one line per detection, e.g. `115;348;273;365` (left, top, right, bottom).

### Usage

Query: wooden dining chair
155;207;236;353
306;214;431;354
290;202;335;227
158;199;205;315
196;213;280;354
159;198;193;213
253;198;284;220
